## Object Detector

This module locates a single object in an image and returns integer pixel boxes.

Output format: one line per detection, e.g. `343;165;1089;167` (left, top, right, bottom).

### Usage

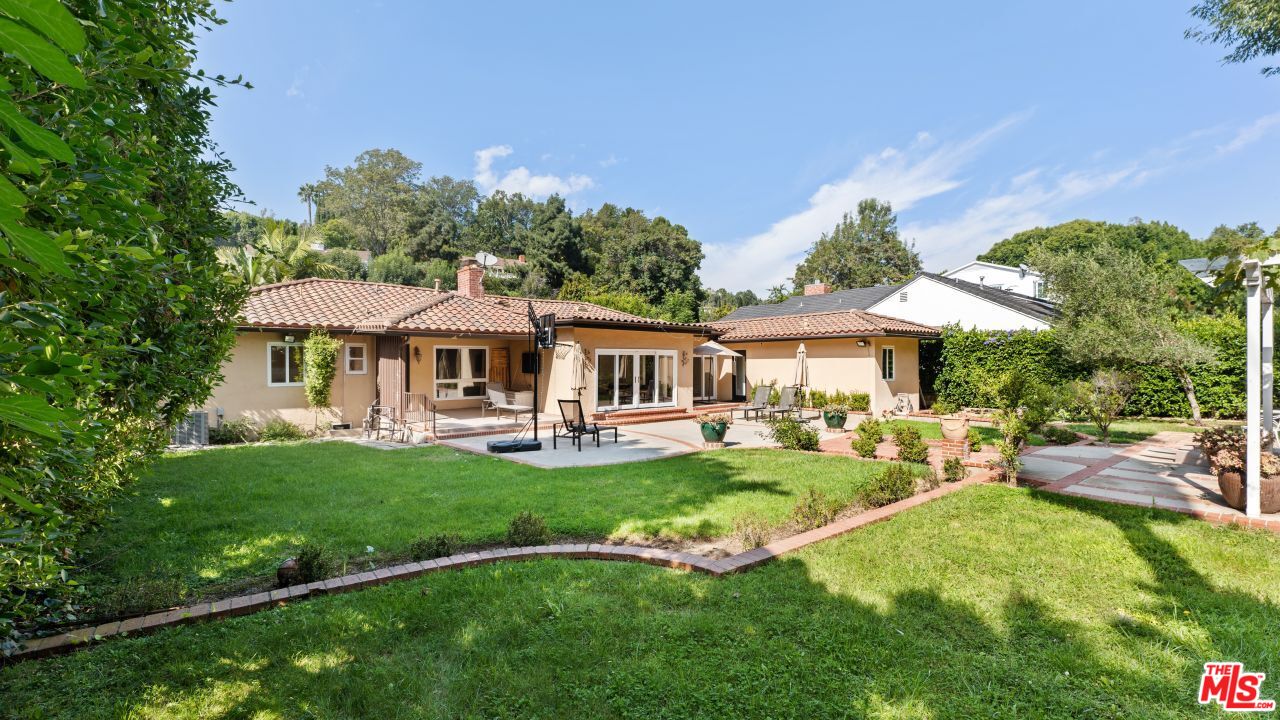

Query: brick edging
5;469;998;664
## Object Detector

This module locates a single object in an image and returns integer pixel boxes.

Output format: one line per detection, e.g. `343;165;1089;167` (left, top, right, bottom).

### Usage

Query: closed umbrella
795;342;809;407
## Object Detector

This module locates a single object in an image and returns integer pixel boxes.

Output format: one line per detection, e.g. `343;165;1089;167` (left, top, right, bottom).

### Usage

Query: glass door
693;357;715;401
595;350;676;410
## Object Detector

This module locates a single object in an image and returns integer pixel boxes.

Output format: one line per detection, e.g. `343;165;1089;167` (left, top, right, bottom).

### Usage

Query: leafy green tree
368;251;422;285
325;248;367;280
316;217;360;249
792;199;920;291
401;176;480;261
579;204;704;305
313;148;421;255
658;290;700;323
557;273;659;318
0;0;245;637
419;258;457;290
525;195;588;289
766;285;793;304
1187;0;1280;76
1068;370;1135;446
1031;245;1217;424
979;218;1202;267
219;210;296;248
461;190;535;258
255;227;340;281
302;329;343;429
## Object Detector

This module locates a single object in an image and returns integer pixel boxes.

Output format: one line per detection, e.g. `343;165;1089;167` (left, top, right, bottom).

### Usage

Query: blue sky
198;1;1280;293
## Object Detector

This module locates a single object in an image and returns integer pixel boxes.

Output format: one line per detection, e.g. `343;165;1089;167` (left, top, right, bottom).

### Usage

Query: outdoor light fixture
856;340;868;347
413;346;422;363
284;334;295;343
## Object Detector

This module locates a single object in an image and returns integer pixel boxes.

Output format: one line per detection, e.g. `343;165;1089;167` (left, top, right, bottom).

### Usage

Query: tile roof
712;308;939;342
718;284;903;321
240;278;713;335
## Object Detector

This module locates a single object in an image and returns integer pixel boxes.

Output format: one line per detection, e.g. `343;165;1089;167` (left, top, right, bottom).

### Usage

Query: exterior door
596;350;676;411
732;353;747;402
693;357;716;401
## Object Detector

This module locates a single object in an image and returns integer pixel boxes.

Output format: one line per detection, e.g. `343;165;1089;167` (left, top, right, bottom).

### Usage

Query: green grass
5;485;1277;718
1062;418;1240;444
79;443;894;601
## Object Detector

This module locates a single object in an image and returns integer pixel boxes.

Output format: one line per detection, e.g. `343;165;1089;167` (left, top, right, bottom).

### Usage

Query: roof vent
899;292;908;302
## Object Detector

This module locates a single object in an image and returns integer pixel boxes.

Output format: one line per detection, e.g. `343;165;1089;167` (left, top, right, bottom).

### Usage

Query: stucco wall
867;276;1049;331
204;331;377;429
724;336;921;413
571;327;705;415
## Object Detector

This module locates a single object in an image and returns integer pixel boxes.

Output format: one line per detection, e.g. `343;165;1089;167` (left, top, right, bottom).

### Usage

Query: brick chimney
517;254;526;264
457;258;485;298
804;281;831;296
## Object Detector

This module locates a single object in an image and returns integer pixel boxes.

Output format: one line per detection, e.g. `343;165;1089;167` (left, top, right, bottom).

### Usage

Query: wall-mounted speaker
521;351;539;374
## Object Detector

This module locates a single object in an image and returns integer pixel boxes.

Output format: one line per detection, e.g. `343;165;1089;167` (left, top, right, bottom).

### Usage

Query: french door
596;350;675;410
693;357;716;401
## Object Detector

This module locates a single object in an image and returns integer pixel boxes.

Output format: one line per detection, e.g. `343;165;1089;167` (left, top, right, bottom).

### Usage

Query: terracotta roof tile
712;308;939;342
241;278;715;335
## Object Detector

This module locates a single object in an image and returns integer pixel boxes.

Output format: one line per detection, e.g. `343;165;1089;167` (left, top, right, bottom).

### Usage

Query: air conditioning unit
171;411;208;446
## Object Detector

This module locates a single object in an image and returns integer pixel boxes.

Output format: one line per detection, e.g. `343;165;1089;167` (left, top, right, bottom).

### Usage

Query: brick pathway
6;470;997;663
1028;431;1280;533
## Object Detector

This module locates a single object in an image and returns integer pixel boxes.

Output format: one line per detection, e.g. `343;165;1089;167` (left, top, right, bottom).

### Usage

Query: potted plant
932;401;969;442
1212;449;1280;513
694;412;732;444
821;403;849;431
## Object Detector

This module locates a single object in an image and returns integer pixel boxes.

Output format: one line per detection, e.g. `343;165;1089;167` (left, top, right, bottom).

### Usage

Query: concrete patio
440;416;779;468
1026;431;1280;532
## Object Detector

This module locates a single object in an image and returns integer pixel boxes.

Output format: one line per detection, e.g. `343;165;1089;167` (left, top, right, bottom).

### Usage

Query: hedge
933;318;1263;420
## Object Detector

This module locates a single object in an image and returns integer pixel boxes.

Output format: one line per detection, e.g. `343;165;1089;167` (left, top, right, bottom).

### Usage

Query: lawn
1061;418;1239;444
883;419;1004;444
4;485;1277;718
79;443;896;605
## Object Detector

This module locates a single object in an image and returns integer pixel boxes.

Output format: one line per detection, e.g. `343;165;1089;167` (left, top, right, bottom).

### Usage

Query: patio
1026;431;1280;532
440;416;779;468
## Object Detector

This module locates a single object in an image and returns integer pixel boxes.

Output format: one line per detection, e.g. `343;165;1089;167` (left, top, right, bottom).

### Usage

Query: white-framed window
435;346;488;400
345;343;367;375
1032;280;1045;299
595;349;677;411
881;347;896;381
267;342;304;387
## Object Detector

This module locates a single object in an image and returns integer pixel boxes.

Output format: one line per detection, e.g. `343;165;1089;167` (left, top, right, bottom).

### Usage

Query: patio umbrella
794;342;809;396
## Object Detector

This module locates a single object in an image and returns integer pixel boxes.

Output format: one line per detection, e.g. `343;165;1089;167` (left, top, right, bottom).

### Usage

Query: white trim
267;342;304;387
874;274;1052;327
881;346;896;381
433;345;489;401
594;348;678;411
344;342;368;375
943;259;1035;277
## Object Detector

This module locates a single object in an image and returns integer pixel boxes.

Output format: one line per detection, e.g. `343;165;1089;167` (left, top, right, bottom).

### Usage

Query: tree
256;227;340;281
316;217;359;249
0;0;245;636
419;258;457;290
792;199;920;291
461;190;535;258
1031;245;1217;424
979;218;1202;267
297;183;317;226
525;195;588;289
400;176;480;261
766;285;793;304
325;248;367;280
701;287;761;320
580;204;705;305
368;251;422;285
313;148;421;255
1068;370;1135;446
302;329;343;430
1187;0;1280;76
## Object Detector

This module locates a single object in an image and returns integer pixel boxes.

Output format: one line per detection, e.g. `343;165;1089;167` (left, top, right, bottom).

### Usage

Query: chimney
457;258;485;298
517;254;526;264
804;281;831;296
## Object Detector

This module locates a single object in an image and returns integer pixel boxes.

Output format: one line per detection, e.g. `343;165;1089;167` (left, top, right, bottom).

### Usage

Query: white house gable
866;275;1051;331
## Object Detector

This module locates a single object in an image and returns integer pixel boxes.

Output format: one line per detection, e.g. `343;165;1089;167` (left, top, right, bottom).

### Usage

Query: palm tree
257;226;341;281
297;183;317;226
218;245;270;286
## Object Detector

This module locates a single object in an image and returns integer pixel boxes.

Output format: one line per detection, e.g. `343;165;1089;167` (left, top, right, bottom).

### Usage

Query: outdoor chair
363;404;399;441
485;387;534;421
480;382;504;417
740;385;772;420
767;385;808;421
553;399;618;451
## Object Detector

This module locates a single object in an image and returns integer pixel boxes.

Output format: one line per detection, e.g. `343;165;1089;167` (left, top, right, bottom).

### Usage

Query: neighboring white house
943;260;1046;298
722;272;1055;332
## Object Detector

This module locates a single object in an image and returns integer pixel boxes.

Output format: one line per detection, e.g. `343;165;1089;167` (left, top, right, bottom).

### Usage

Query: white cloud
286;65;309;98
1217;112;1280;155
599;154;620;168
473;145;594;198
700;114;1027;292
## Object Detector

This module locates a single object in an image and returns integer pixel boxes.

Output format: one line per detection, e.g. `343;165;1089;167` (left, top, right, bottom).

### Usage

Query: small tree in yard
1068;369;1135;446
1031;245;1216;425
303;330;343;429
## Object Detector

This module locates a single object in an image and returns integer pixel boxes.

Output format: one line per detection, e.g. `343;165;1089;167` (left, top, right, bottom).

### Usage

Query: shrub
790;488;841;530
1040;425;1079;445
995;440;1023;485
856;417;884;443
294;543;333;583
259;419;308;442
760;416;821;451
208;418;254;445
409;533;461;561
851;434;878;458
892;425;930;464
935;327;1080;409
1066;369;1135;446
931;399;957;415
506;511;551;546
943;457;966;482
862;464;917;507
732;513;772;550
303;329;343;412
919;467;942;492
967;427;983;452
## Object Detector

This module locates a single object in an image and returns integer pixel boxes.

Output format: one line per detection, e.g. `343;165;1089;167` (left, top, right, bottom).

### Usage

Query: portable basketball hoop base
486;302;554;455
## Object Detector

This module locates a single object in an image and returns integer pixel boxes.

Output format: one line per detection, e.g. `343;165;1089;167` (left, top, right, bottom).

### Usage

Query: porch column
1263;288;1274;448
1245;261;1262;518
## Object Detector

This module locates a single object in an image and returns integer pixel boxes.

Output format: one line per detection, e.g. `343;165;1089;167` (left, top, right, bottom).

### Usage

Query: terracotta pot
940;415;969;441
1216;469;1280;513
700;422;728;443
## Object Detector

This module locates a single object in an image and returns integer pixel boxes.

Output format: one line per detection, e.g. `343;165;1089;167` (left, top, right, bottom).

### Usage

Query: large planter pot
700;422;728;443
822;411;848;430
1217;469;1280;513
940;415;969;442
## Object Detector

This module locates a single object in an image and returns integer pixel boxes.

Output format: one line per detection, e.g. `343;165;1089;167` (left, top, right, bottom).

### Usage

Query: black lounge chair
741;385;772;420
554;399;619;451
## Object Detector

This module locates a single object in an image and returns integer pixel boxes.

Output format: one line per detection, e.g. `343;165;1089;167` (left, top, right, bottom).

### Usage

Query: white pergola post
1244;259;1279;518
1264;287;1274;448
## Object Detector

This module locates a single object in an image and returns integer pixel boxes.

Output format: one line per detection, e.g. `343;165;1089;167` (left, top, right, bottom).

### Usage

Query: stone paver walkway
1028;431;1280;532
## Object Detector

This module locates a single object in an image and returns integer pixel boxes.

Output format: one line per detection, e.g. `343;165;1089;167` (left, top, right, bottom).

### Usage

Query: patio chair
486;387;534;422
767;386;807;421
480;382;504;417
363;404;399;441
553;399;618;451
740;385;772;420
